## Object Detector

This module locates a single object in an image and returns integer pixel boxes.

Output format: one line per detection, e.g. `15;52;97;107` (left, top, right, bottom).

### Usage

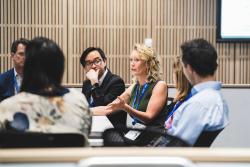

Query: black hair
181;38;218;77
20;37;67;96
11;38;30;53
80;47;106;67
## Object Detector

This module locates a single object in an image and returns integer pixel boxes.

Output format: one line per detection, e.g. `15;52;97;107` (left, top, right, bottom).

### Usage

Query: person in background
0;37;91;143
80;47;126;128
165;56;192;129
0;38;29;102
165;38;229;146
101;44;168;144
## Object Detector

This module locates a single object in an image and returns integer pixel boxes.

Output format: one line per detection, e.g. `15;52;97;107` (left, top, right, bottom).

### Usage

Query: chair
193;129;223;147
102;127;190;147
0;131;87;148
78;156;195;167
102;127;223;147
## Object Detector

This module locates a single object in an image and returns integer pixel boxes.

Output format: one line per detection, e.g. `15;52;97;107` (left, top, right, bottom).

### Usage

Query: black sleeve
91;76;125;106
0;96;4;102
0;78;10;102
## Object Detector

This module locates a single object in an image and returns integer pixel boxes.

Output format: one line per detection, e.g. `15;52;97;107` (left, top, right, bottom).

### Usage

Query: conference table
0;148;250;167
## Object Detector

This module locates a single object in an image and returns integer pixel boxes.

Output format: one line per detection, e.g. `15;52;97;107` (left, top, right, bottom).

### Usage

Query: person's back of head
181;38;218;77
21;37;65;96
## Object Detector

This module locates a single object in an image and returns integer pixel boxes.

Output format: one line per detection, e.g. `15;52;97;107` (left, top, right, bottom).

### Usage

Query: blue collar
191;81;221;96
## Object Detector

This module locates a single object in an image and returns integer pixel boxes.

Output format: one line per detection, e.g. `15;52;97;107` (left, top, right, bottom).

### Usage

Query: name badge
124;123;146;141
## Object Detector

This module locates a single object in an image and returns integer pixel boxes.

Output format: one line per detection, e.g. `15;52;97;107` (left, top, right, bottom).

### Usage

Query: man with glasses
80;47;126;128
0;38;30;102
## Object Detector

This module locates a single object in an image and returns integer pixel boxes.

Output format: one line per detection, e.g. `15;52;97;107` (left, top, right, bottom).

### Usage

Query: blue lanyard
14;75;20;93
131;83;149;125
166;92;192;120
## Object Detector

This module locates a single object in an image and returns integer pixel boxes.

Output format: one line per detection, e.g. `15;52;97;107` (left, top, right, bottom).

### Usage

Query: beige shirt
0;88;92;137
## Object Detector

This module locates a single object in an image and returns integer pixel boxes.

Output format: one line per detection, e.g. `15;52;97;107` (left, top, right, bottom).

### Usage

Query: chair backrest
102;127;190;147
103;127;222;147
78;156;195;167
102;128;127;147
193;129;223;147
0;131;87;148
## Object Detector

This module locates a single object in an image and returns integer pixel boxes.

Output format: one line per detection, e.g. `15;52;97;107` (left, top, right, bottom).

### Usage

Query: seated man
0;38;29;102
80;47;126;128
165;38;229;146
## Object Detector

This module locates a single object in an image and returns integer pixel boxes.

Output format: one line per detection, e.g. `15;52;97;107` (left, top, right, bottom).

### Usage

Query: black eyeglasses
85;59;102;67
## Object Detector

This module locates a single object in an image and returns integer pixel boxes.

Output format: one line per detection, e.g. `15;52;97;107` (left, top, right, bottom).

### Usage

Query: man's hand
86;69;99;85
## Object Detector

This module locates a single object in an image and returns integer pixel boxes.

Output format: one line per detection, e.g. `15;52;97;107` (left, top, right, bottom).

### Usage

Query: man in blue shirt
166;38;229;146
0;38;29;102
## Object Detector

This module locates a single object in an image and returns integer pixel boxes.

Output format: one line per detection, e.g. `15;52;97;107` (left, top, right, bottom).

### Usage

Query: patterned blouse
0;88;91;137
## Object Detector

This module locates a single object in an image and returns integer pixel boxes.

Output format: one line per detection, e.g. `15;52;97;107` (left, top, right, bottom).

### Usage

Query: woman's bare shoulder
155;80;168;88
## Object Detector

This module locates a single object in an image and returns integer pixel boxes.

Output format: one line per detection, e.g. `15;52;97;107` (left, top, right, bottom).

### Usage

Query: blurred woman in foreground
0;37;91;142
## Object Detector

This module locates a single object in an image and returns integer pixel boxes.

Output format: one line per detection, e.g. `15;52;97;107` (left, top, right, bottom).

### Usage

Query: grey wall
212;88;250;147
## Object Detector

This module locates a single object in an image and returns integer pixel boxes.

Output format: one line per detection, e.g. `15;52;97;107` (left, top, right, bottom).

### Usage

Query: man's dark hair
181;38;218;77
21;37;65;96
11;38;30;53
80;47;106;67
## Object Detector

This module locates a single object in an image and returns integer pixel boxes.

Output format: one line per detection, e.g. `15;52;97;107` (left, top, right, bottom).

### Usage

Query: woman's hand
106;96;126;113
91;106;109;116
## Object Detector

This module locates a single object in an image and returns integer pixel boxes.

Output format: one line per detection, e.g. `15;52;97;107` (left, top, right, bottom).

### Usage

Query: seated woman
0;37;91;140
145;57;192;147
93;44;168;144
165;57;192;129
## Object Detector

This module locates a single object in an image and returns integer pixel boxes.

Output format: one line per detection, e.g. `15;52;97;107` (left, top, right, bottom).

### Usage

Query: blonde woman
165;57;191;129
172;57;191;103
105;44;168;134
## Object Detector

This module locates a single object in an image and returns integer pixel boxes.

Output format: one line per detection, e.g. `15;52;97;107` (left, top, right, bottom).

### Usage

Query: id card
124;123;146;141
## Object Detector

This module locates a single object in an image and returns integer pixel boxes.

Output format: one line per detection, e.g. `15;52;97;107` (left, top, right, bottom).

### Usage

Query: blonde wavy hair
132;44;161;83
173;56;191;102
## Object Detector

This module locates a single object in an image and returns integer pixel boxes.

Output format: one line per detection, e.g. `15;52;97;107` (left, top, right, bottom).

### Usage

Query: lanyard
166;92;192;121
131;83;149;125
14;75;20;93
